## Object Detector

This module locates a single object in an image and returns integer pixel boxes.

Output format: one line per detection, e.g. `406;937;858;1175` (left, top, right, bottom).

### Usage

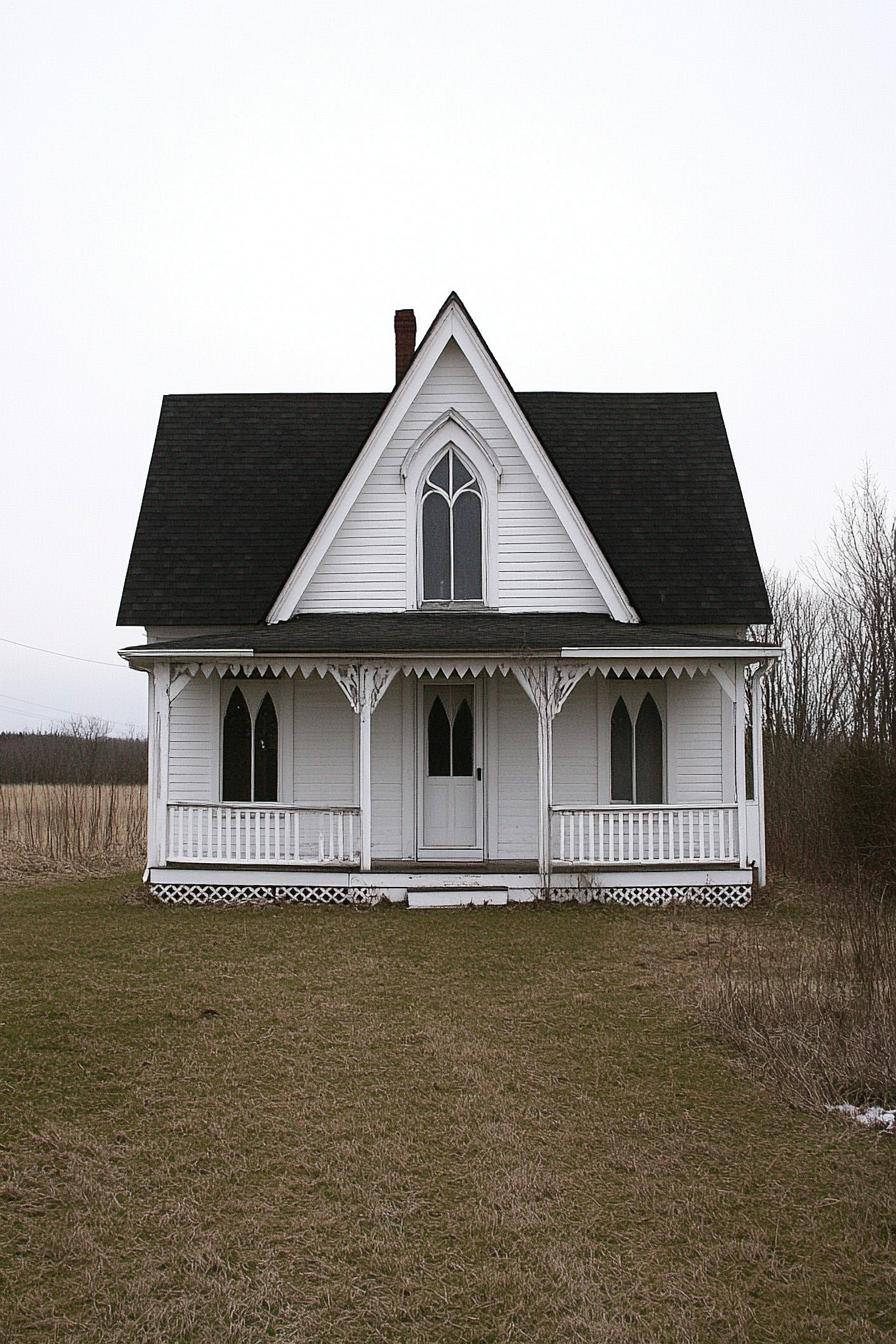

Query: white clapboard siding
298;339;608;613
293;675;356;806
167;677;214;802
371;676;404;859
492;674;539;859
667;674;723;804
552;677;599;807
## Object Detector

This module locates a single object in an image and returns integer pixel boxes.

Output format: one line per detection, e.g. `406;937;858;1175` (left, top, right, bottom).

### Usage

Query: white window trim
402;419;499;609
219;677;291;803
603;678;667;804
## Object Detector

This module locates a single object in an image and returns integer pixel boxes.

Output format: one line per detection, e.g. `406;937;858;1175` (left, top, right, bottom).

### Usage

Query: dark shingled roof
118;390;770;627
121;613;773;659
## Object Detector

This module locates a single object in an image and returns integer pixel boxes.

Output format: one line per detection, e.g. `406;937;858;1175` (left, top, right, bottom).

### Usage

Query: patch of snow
828;1103;896;1133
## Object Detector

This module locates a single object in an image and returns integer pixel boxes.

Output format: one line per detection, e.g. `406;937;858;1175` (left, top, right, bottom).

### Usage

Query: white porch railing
167;804;361;866
552;805;740;865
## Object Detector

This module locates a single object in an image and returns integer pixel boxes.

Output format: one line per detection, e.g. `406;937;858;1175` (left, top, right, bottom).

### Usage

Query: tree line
0;718;147;785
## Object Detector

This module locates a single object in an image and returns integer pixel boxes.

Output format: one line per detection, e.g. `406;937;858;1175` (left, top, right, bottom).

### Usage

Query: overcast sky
1;1;893;735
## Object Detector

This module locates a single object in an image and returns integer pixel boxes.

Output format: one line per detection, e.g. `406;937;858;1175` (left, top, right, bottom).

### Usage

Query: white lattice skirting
151;884;375;906
599;884;751;909
152;882;751;908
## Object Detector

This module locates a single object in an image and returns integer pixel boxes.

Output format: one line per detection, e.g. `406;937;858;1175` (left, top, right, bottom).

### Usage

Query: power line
0;692;141;731
0;704;80;726
0;636;127;669
0;703;142;733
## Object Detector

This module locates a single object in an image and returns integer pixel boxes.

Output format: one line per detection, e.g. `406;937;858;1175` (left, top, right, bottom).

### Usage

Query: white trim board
561;645;783;660
266;296;638;624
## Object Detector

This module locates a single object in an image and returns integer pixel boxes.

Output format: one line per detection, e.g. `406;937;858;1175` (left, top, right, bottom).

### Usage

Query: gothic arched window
610;698;633;802
610;692;663;803
222;686;279;801
421;448;482;601
635;694;663;803
222;687;252;802
253;692;279;802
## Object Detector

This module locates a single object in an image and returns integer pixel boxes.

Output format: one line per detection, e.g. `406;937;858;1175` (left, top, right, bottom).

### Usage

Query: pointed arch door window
427;691;475;777
222;686;279;801
610;692;663;803
422;448;482;601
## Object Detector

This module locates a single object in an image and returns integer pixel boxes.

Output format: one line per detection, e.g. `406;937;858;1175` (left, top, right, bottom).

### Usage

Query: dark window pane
452;490;482;599
222;688;252;801
422;493;451;599
635;694;663;803
452;697;474;775
428;452;450;491
453;455;473;489
428;697;451;775
610;698;633;802
254;692;279;802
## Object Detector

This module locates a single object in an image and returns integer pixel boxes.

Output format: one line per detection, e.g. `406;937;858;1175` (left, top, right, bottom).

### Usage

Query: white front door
419;682;483;858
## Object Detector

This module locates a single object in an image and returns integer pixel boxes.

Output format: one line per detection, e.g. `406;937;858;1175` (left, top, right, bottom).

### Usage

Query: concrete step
407;889;509;909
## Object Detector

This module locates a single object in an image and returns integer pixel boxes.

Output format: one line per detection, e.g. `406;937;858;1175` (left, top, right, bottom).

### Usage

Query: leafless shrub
703;876;896;1111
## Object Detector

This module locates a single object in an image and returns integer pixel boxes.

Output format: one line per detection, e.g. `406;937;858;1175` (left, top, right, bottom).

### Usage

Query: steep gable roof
118;299;771;627
518;392;768;623
119;392;389;627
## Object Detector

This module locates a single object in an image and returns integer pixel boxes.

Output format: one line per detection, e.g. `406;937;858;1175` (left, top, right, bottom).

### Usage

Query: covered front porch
163;801;748;869
134;635;775;902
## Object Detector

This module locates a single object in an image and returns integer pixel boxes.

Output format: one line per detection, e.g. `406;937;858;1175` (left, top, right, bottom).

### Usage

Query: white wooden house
119;295;779;907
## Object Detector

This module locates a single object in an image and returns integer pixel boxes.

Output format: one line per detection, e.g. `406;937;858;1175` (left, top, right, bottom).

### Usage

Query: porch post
512;662;588;888
734;660;747;867
751;663;769;886
151;659;171;870
145;670;156;877
330;663;399;873
359;696;373;871
537;710;554;885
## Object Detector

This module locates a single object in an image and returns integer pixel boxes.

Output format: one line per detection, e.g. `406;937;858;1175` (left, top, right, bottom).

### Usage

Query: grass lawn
1;879;894;1343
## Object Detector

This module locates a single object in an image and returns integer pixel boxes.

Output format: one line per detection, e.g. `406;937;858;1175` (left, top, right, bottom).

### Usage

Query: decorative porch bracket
512;662;589;886
169;669;193;703
330;663;399;871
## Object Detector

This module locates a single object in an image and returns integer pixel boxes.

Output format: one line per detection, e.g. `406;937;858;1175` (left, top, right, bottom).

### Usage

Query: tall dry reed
0;783;146;882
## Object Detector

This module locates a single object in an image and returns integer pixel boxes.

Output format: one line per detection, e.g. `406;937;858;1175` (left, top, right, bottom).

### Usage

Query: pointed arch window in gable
421;447;482;602
222;686;279;801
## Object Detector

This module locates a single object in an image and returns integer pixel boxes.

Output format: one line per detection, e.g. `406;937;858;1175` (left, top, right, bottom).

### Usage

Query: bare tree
814;466;896;747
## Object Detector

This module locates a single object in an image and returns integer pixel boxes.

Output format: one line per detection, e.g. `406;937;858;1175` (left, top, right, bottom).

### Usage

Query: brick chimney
394;309;416;384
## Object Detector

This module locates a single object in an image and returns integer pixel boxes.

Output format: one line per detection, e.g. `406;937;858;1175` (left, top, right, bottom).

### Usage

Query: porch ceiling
122;613;775;660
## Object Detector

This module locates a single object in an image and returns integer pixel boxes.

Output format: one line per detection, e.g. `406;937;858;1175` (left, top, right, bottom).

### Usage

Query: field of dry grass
0;784;145;885
1;876;894;1343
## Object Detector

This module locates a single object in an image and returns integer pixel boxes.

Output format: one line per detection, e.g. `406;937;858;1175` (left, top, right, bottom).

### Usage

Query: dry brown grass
0;784;145;885
1;877;894;1342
